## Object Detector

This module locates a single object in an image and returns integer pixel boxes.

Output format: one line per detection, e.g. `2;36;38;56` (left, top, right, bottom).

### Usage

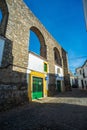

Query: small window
57;68;60;73
44;63;47;72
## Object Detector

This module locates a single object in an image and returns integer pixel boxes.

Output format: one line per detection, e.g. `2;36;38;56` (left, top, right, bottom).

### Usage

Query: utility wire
69;56;87;60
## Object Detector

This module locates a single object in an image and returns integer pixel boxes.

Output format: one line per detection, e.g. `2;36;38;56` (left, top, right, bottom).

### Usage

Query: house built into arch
0;0;70;104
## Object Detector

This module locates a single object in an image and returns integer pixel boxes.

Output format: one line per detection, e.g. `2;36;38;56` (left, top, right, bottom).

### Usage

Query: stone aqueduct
0;0;70;103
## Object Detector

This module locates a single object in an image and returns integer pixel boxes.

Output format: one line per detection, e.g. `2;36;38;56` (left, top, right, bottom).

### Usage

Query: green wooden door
57;80;61;92
32;77;43;99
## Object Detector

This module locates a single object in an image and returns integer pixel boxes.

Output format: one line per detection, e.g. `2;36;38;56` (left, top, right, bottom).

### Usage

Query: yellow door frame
28;71;47;101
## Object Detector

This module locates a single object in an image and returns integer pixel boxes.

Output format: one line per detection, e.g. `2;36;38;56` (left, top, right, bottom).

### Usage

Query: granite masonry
0;0;70;109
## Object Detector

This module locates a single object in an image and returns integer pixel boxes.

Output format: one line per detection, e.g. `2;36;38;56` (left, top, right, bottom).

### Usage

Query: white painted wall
78;79;82;89
76;68;83;89
76;68;83;79
55;65;63;77
0;38;5;66
27;52;49;94
76;61;87;89
55;65;64;92
83;62;87;77
83;62;87;89
27;52;48;73
70;77;75;86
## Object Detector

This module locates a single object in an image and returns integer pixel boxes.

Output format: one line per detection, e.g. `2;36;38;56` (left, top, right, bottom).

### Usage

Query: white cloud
68;50;86;73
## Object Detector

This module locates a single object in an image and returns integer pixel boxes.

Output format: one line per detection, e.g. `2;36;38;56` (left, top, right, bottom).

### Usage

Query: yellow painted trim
43;62;48;73
28;71;47;101
28;74;32;101
31;71;45;77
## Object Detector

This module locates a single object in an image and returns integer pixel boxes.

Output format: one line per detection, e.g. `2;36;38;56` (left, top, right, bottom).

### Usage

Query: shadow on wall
0;37;28;110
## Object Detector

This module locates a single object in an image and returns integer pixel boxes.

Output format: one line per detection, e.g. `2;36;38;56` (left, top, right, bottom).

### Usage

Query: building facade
76;60;87;90
0;0;70;104
69;71;78;88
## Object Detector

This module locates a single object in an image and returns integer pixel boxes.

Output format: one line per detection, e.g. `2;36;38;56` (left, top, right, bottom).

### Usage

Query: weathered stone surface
0;0;70;106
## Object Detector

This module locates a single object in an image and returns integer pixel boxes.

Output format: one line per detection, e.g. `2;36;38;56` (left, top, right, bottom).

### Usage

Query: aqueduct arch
54;47;62;66
0;0;70;104
0;0;9;36
30;26;47;59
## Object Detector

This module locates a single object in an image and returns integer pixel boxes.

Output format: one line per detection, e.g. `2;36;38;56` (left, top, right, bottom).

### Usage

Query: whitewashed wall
27;52;47;73
76;68;83;79
55;65;64;92
55;65;63;77
78;79;82;89
0;38;5;66
76;68;83;89
83;62;87;77
76;62;87;89
83;62;87;89
70;77;75;86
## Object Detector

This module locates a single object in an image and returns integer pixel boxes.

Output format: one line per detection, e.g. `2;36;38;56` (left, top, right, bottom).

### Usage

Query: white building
76;60;87;90
27;51;64;100
69;71;77;87
55;64;64;92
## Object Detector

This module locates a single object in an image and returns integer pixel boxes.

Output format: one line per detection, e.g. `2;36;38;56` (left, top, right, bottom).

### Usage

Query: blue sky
23;0;87;74
0;10;2;23
1;1;87;73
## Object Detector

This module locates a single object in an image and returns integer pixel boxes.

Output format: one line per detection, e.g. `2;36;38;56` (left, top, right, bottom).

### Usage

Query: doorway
32;77;43;99
57;80;61;92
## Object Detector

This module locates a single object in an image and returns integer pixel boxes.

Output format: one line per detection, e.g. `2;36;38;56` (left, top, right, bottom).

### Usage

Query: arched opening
54;47;62;66
29;26;47;59
0;10;2;24
0;0;9;36
29;30;40;55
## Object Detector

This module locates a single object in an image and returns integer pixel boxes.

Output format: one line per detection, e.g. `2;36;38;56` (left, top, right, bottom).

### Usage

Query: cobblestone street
0;88;87;130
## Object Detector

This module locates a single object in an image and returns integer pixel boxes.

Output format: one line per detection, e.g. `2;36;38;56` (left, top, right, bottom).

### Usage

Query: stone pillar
0;13;9;36
62;48;71;90
40;44;47;59
0;0;9;36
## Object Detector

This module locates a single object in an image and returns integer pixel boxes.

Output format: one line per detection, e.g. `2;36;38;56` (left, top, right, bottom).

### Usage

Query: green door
57;80;61;92
32;77;43;99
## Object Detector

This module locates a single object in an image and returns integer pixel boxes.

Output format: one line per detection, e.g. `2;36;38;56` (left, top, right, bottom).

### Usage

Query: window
57;68;60;74
83;69;85;78
80;70;81;74
44;63;47;72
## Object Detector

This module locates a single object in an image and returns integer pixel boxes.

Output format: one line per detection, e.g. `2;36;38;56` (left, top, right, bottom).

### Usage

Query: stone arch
30;26;47;59
54;47;62;66
0;0;9;36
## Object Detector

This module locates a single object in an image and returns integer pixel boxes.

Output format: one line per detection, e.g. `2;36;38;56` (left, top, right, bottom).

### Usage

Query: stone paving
0;88;87;130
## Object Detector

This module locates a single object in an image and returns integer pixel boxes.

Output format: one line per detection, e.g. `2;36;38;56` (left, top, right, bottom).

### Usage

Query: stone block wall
0;84;28;111
0;0;70;105
1;37;13;67
62;48;71;90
